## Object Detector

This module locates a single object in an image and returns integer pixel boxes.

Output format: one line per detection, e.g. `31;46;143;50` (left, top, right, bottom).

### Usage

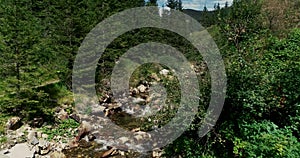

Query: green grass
39;118;80;141
0;114;9;134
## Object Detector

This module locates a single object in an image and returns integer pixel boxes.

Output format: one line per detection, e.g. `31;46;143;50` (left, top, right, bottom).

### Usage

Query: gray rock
75;121;92;141
151;73;161;81
5;143;34;158
34;145;40;154
130;87;139;95
38;139;49;149
28;131;39;146
137;85;147;93
132;97;145;104
159;69;169;76
37;131;42;138
0;154;9;158
42;134;48;139
38;139;50;155
40;148;50;155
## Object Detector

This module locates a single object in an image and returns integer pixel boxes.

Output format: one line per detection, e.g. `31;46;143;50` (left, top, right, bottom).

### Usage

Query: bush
233;120;300;157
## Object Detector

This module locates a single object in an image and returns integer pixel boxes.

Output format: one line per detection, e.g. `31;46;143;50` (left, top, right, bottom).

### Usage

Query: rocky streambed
0;75;166;158
0;65;207;157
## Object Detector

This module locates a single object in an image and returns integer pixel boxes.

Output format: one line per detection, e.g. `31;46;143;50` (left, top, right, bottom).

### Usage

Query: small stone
132;97;145;104
58;143;67;151
57;109;68;120
42;134;48;139
152;149;163;157
137;85;147;93
159;69;169;76
34;145;40;154
146;96;151;103
28;131;39;146
151;73;161;81
131;128;141;132
130;88;139;96
88;134;96;141
134;135;143;141
16;131;24;137
38;139;49;149
68;140;79;148
56;136;62;141
38;139;50;155
37;132;42;138
100;94;111;103
119;151;125;156
40;148;50;155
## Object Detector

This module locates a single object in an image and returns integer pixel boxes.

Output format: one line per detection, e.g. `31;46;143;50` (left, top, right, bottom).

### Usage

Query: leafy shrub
217;28;300;157
233;120;300;157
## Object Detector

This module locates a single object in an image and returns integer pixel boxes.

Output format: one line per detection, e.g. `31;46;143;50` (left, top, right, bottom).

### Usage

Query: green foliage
40;119;79;141
166;0;183;10
233;121;300;157
0;136;7;144
164;135;206;157
164;132;223;158
218;0;263;50
217;20;300;158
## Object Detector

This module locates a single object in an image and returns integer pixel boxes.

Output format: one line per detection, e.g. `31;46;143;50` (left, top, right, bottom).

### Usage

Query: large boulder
5;143;34;158
75;121;92;142
6;117;22;130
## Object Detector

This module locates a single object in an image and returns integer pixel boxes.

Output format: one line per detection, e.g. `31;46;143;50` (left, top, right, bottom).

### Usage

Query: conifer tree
166;0;183;10
0;0;68;119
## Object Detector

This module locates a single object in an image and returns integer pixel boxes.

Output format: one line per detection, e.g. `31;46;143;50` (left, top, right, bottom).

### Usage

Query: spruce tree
0;0;66;119
166;0;183;10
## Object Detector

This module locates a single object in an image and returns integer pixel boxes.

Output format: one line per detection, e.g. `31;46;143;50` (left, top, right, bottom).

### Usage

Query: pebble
137;85;147;93
159;69;170;76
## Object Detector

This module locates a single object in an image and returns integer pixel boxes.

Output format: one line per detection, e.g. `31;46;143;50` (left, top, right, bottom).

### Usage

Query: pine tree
0;0;68;119
203;5;208;12
225;1;229;8
1;0;35;115
166;0;183;10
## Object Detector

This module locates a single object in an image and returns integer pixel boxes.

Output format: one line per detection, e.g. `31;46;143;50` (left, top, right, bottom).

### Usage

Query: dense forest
0;0;299;157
